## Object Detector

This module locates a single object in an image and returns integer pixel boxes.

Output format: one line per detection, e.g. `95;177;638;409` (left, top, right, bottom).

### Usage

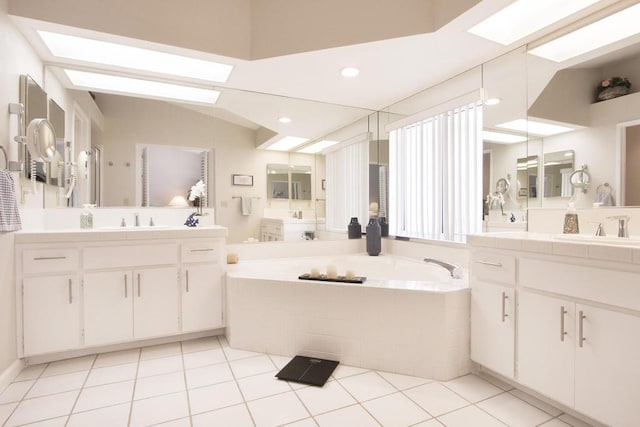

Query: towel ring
0;146;7;170
597;183;612;194
495;178;510;194
569;165;591;194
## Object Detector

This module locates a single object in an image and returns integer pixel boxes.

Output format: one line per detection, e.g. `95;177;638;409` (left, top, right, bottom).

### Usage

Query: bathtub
226;254;470;381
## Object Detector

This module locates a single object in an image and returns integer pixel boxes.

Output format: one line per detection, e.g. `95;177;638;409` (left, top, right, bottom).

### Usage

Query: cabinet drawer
23;249;79;274
84;244;178;269
181;241;222;263
471;250;516;286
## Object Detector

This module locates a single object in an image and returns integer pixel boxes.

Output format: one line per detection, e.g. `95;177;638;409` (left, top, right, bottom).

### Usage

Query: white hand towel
0;170;22;232
241;196;252;216
595;192;614;206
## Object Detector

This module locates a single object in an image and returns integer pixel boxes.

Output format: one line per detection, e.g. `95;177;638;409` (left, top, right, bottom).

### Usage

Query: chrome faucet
424;258;463;279
134;212;140;227
595;222;605;237
607;215;630;238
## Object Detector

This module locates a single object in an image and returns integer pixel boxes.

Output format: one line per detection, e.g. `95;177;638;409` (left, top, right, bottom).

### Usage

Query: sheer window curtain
389;101;483;242
325;138;370;231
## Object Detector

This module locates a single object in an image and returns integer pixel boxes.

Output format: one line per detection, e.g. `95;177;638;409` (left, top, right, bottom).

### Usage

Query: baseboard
0;359;25;392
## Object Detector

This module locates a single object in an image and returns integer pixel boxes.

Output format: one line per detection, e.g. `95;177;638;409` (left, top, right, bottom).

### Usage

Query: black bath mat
275;355;339;387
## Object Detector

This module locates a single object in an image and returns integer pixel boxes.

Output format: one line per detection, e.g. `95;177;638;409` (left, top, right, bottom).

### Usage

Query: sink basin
553;234;640;247
99;225;170;230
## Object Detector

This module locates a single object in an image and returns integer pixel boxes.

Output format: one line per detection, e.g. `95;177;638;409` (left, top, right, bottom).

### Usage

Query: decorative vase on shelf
366;218;381;256
348;217;362;239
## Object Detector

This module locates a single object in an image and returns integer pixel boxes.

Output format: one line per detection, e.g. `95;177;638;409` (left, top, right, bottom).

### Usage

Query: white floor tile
134;371;185;400
237;371;291;401
192;403;254;427
268;354;293;370
0;380;35;404
331;365;368;379
363;391;431;427
186;363;234;389
85;362;137;387
509;389;563;417
414;419;444;426
337;371;397;402
437;405;506;427
539;419;572;427
377;371;431;390
74;380;134;412
229;355;276;379
189;380;244;415
6;390;78;426
295;380;356;415
14;364;46;382
404;382;469;417
182;336;221;354
478;373;515;391
67;402;130;427
314;404;379;427
129;391;189;427
140;342;182;361
26;371;88;399
93;348;140;368
183;347;226;369
247;391;310;427
137;355;183;378
558;414;596;427
284;418;318;427
0;402;18;425
477;393;554;427
42;356;95;377
223;346;264;361
21;416;68;426
154;416;192;426
444;374;504;403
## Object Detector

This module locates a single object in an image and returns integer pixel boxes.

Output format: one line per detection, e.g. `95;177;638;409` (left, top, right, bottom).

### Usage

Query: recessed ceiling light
266;136;309;151
297;140;340;154
484;98;501;106
468;0;599;45
278;116;292;124
482;130;527;144
64;69;220;105
528;3;640;62
496;119;574;136
39;30;233;82
341;67;360;77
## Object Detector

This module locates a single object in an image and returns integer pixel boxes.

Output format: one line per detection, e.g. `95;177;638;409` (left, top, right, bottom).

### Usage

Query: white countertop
15;225;228;243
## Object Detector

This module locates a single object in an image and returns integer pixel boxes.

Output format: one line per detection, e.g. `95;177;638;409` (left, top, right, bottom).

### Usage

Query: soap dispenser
80;204;94;229
563;203;579;234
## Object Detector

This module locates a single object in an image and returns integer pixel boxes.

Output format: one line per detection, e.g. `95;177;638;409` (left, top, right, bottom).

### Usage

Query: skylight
40;31;233;83
266;136;309;151
496;119;574;136
297;140;339;154
482;130;527;144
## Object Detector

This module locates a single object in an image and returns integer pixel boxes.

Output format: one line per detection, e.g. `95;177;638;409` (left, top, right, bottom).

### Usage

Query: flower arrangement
597;77;631;101
188;180;206;215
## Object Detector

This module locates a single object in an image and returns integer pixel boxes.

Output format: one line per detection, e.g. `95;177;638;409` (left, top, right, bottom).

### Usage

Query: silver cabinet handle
124;274;128;298
190;248;214;252
501;292;508;322
186;270;190;293
34;256;67;261
579;310;587;348
560;306;568;342
476;260;503;267
137;273;141;297
68;278;72;304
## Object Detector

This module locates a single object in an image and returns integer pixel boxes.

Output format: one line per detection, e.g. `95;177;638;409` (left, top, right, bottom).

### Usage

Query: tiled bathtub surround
0;336;590;427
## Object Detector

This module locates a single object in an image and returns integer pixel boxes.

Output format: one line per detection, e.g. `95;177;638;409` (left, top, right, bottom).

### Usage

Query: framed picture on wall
232;174;253;186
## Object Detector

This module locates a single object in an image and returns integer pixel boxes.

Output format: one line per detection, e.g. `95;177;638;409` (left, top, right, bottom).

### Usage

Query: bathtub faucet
423;258;463;279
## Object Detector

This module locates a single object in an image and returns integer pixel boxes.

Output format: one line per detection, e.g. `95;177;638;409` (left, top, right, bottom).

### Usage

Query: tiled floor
0;336;593;427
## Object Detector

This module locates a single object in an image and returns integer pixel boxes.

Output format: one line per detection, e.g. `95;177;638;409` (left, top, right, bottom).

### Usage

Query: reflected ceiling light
484;98;501;106
297;140;340;154
64;69;220;105
482;130;527;144
168;196;189;207
528;3;640;62
496;119;574;136
278;116;292;124
341;67;360;77
266;136;309;151
468;0;599;45
39;30;233;82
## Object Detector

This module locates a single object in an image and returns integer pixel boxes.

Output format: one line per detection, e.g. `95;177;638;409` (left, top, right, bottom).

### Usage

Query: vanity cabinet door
470;281;515;379
22;275;81;355
518;290;575;408
84;271;134;346
574;304;640;427
182;264;223;332
133;267;180;339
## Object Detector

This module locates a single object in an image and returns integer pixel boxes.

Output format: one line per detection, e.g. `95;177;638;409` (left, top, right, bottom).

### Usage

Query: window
389;100;483;242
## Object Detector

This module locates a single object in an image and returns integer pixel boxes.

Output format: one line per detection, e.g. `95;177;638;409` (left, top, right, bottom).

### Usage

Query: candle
345;270;355;280
326;264;338;279
310;268;320;278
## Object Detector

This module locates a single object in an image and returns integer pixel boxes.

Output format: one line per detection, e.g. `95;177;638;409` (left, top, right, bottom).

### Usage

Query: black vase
366;218;381;256
347;217;362;239
378;217;389;237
